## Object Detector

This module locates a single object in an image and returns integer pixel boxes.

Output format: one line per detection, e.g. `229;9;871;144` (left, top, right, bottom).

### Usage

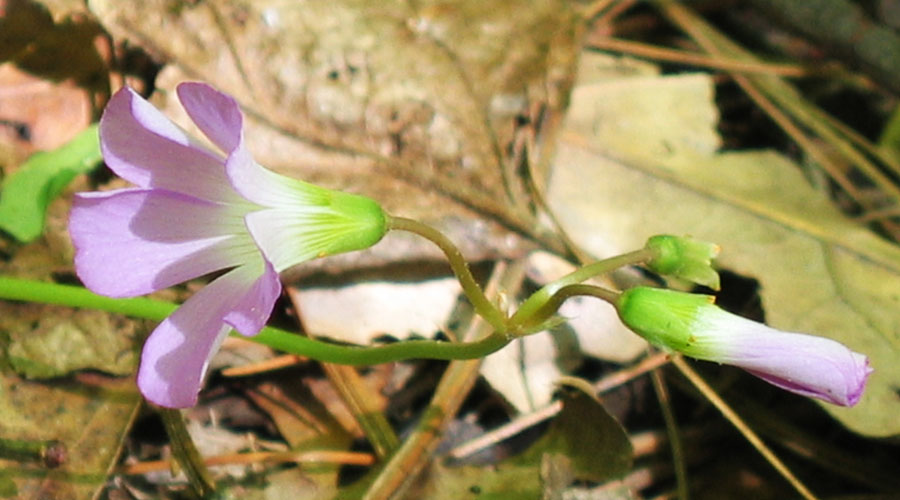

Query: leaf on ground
88;0;582;271
0;372;140;500
0;124;100;242
0;0;107;89
241;380;357;500
413;462;543;500
412;383;633;498
1;301;139;377
548;53;900;436
0;64;92;159
511;384;633;484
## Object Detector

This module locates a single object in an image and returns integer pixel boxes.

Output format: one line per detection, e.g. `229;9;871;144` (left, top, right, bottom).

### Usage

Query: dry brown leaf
88;0;582;273
0;373;140;500
0;0;107;91
0;64;91;158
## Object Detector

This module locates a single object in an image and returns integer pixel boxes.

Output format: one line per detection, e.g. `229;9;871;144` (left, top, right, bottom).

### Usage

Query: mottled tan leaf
0;65;91;157
0;373;140;500
0;1;106;90
548;58;900;436
88;0;582;270
2;302;138;377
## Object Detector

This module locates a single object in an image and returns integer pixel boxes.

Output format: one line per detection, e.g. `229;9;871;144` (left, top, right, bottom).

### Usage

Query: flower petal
223;259;282;336
177;82;243;154
697;310;872;406
225;141;329;208
70;188;257;297
244;205;385;272
100;87;240;202
136;262;281;408
243;207;333;271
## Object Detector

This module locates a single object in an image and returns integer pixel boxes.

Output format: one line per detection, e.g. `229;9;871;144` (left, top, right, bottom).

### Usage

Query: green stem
0;436;67;468
509;247;652;328
385;215;508;333
159;408;216;498
508;284;620;335
0;276;509;364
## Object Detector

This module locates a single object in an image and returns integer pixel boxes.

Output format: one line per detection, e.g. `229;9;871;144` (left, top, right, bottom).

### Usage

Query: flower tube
617;287;872;406
69;83;386;408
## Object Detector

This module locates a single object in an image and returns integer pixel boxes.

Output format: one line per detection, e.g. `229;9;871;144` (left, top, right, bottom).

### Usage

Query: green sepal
645;235;721;290
616;286;713;351
320;189;387;256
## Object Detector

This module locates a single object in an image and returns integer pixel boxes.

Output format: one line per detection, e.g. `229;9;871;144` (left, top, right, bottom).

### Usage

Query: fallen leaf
0;64;91;156
410;384;633;497
548;54;900;436
0;1;107;91
511;385;633;483
0;373;140;500
87;0;583;271
412;462;543;499
2;302;138;378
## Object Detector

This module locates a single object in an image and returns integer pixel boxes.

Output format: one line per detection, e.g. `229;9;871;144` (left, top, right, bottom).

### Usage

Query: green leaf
413;463;543;500
549;55;900;436
511;383;633;483
0;124;100;242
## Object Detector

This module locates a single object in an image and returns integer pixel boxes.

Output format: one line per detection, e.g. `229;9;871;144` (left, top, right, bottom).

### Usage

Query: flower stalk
386;216;508;333
507;248;651;333
0;276;509;365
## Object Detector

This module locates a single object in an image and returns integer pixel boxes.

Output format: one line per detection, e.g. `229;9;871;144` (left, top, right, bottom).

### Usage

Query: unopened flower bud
617;286;871;406
646;235;720;290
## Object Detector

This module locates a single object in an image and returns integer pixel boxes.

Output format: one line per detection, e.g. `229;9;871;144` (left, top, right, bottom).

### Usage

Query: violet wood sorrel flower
69;83;386;408
617;287;872;406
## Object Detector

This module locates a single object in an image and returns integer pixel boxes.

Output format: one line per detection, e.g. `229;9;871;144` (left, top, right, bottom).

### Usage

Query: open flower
617;287;872;406
69;83;386;408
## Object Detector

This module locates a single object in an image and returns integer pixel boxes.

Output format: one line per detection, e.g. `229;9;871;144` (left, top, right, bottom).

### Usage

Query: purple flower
69;83;386;408
617;287;872;406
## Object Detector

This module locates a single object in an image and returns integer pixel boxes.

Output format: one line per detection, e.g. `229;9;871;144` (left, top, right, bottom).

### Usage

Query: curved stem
160;408;216;498
385;215;508;333
510;247;652;328
555;248;654;289
255;328;509;365
0;276;510;365
508;284;620;335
